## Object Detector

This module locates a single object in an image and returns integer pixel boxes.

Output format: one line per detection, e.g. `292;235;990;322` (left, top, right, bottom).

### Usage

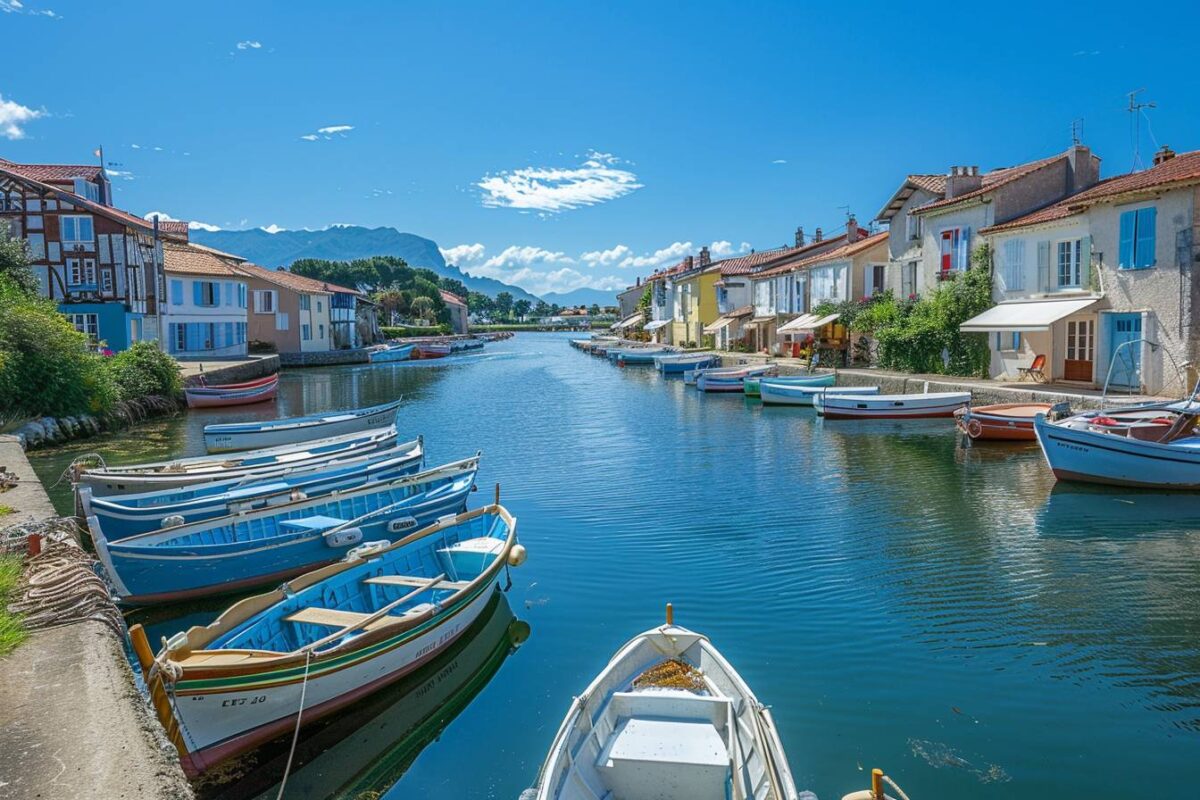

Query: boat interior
200;512;510;656
1061;407;1200;444
548;631;779;800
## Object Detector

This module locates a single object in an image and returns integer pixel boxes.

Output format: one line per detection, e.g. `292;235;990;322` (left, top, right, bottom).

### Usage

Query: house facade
0;158;164;351
875;175;946;299
233;262;333;353
666;248;721;346
324;284;379;349
161;242;249;358
441;289;469;334
617;283;644;321
969;147;1200;394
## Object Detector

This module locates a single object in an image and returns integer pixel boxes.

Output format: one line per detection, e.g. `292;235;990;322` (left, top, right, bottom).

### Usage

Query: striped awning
778;312;840;334
612;313;644;331
644;319;670;331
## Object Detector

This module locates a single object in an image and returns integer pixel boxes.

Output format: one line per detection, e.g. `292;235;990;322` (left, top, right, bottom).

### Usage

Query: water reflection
196;592;527;800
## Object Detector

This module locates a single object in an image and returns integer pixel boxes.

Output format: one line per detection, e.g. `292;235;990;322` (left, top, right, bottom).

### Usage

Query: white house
162;242;249;358
874;174;946;299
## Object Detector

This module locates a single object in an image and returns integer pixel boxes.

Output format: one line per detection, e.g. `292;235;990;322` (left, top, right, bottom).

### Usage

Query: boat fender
325;526;363;548
346;540;390;561
161;514;186;529
387;516;418;534
507;543;527;567
290;489;307;502
966;418;983;439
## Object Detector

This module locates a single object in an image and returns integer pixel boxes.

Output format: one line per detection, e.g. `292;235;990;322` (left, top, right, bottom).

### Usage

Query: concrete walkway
0;435;193;799
178;354;279;387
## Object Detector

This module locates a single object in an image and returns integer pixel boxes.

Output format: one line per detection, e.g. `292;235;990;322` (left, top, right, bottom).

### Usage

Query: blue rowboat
77;427;399;497
370;344;416;363
92;456;480;604
78;439;425;539
654;353;720;374
138;504;523;777
761;382;879;406
607;347;668;364
744;372;835;397
696;365;775;393
204;400;402;453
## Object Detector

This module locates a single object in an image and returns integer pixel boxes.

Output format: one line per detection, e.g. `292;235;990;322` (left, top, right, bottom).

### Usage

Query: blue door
1108;313;1142;389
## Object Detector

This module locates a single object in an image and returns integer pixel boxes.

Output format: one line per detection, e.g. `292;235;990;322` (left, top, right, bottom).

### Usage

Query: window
194;281;219;306
902;261;918;298
866;264;885;296
906;214;922;242
67;313;99;340
299;295;311;311
811;264;848;303
254;290;276;313
67;258;96;287
60;215;95;245
27;233;45;261
938;227;970;275
73;178;100;202
238;284;247;308
792;276;806;312
301;323;312;341
173;324;186;353
1057;240;1082;287
995;331;1021;352
318;324;324;339
1003;240;1025;291
1119;207;1157;269
317;299;322;313
27;215;43;231
100;269;113;294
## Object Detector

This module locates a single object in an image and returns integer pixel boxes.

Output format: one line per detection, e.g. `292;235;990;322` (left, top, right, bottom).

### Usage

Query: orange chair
1017;354;1047;383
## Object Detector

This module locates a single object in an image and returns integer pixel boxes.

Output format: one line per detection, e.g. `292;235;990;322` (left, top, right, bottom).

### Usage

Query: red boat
955;402;1054;441
412;342;452;359
184;374;279;409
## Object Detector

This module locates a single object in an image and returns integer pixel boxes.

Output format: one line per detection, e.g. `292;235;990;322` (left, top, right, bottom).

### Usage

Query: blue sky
2;0;1198;297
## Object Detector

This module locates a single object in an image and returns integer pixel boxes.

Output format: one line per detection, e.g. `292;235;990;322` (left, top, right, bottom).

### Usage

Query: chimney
944;165;983;199
698;246;711;267
795;226;805;247
1153;145;1176;166
684;255;695;270
814;227;823;242
1067;145;1100;192
845;215;859;242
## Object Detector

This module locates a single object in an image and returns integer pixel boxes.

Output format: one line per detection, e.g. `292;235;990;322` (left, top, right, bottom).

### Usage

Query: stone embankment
279;348;370;367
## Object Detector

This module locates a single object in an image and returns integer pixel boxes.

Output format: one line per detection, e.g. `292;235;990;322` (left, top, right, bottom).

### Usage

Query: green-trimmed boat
743;372;835;397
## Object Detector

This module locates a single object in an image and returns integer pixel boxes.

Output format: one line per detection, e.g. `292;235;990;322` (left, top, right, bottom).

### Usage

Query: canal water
29;332;1200;799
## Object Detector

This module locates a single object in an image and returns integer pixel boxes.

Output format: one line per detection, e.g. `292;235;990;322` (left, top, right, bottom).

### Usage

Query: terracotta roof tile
163;242;243;277
913;153;1064;215
440;289;467;306
716;247;794;275
1065;150;1200;204
0;158;104;184
908;174;947;194
231;262;333;293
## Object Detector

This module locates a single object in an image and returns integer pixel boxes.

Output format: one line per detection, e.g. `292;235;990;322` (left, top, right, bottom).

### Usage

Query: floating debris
909;738;1010;784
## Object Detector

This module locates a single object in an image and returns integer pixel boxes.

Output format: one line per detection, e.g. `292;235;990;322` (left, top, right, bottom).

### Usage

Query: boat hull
203;401;401;453
369;344;415;363
956;403;1051;441
1034;414;1200;488
760;383;878;406
185;375;279;409
655;355;719;374
816;392;970;419
745;372;835;397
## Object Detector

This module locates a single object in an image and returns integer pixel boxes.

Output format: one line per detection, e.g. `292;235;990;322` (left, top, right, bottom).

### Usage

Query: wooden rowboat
760;383;879;407
76;427;399;497
528;609;799;800
203;399;402;453
744;372;834;397
814;391;970;419
955;402;1055;441
696;365;776;393
133;504;524;778
184;374;279;409
412;342;452;359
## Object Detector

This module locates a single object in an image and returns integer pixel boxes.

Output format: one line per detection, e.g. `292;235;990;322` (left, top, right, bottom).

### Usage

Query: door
1107;313;1143;389
1063;318;1094;382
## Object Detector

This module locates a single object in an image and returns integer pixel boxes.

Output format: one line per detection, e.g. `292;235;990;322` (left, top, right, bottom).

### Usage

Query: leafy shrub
106;341;182;401
381;324;451;338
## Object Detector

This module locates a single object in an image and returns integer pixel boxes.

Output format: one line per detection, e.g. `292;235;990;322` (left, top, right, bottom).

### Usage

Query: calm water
29;332;1200;799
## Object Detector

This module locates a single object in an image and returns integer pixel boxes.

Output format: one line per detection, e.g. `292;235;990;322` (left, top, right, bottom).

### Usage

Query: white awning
778;312;840;334
960;297;1102;333
703;316;736;334
613;313;644;331
644;319;670;331
745;316;776;329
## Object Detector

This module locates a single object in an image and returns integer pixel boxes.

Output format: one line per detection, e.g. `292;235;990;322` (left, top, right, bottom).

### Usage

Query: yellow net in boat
633;658;706;691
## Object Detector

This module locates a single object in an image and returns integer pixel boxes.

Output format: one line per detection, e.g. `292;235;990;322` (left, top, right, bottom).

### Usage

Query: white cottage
162;242;249;358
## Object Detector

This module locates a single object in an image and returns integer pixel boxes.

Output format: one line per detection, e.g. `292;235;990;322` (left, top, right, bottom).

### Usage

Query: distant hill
189;225;540;303
541;287;620;308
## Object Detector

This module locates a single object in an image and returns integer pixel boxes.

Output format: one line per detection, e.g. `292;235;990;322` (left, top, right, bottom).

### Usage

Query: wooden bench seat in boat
364;575;472;591
278;515;350;533
284;604;433;632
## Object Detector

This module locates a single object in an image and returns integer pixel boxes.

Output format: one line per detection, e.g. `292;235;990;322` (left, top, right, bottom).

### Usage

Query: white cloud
709;240;752;258
619;241;693;270
440;243;486;265
0;93;44;140
466;262;625;297
481;245;573;270
771;159;787;164
106;168;135;181
142;211;221;232
130;143;141;149
301;124;353;141
236;40;262;50
580;244;631;268
300;134;319;141
0;1;58;18
477;149;642;214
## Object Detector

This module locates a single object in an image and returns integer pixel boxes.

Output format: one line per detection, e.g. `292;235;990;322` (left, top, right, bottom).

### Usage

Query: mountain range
189;225;541;303
541;288;622;308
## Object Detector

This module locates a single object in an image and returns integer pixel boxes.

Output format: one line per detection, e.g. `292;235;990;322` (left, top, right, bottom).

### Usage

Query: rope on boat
3;517;125;638
882;774;912;800
48;453;106;491
275;649;314;800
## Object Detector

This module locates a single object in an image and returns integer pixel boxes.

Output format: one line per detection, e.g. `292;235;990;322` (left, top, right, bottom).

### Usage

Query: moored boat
369;343;416;363
91;456;480;603
696;364;775;393
744;372;835;397
955;402;1057;441
76;427;400;497
612;347;671;365
413;342;453;359
79;439;425;539
654;352;720;374
132;503;524;777
760;382;879;407
203;399;402;453
814;391;970;419
184;374;279;409
527;608;799;800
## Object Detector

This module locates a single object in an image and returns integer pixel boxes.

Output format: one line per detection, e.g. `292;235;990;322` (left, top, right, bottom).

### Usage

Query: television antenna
1127;88;1156;171
1070;118;1084;145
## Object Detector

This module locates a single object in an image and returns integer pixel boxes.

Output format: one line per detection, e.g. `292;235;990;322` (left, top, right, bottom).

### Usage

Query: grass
0;555;26;656
0;505;15;517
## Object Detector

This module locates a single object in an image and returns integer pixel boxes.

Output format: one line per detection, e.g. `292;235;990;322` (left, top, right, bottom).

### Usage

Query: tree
439;277;469;299
0;226;38;297
494;291;514;320
467;291;493;316
534;300;551;318
409;296;435;322
374;289;407;325
589;303;600;317
513;299;532;320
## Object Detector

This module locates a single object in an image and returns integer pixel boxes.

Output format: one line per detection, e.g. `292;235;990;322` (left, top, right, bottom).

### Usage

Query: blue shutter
1012;332;1021;351
995;332;1001;350
1135;207;1157;268
225;322;233;345
170;279;183;305
212;282;220;306
958;227;971;270
192;282;202;306
1118;210;1136;268
167;324;177;353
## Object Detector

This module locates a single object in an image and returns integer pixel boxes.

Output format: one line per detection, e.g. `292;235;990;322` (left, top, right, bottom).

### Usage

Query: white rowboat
814;391;970;419
203;400;402;453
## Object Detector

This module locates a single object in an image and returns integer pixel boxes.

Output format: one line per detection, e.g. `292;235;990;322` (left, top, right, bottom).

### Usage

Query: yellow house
668;259;720;347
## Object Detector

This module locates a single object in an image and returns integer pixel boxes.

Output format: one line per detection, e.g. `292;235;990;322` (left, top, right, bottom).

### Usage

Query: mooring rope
274;649;315;800
47;453;106;491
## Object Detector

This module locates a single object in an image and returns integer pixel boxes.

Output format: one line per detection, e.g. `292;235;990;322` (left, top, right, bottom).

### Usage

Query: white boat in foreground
203;399;402;453
814;391;970;419
528;610;798;800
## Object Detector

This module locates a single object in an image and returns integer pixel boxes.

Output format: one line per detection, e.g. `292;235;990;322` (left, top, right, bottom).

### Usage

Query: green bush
0;278;117;419
381;324;451;338
106;341;182;401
